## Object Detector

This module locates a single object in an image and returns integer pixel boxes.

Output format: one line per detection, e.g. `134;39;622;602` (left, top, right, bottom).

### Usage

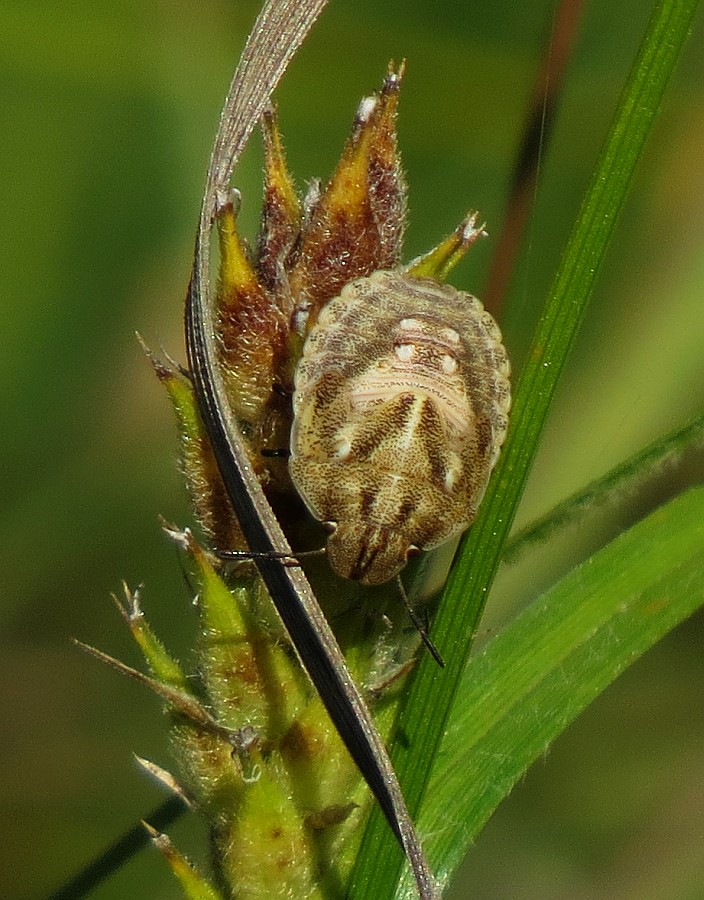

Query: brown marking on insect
360;488;377;518
474;415;494;461
289;270;510;585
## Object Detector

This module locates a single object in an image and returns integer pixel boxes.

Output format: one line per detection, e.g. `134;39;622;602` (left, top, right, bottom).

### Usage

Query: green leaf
349;0;702;895
505;412;704;561
401;485;704;894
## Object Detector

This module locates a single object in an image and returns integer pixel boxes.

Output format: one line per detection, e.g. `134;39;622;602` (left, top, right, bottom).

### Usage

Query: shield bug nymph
289;268;511;586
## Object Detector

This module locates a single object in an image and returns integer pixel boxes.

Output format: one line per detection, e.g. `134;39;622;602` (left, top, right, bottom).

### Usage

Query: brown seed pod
290;269;511;585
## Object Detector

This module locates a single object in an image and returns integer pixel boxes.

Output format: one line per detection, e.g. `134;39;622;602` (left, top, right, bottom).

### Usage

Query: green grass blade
505;412;704;562
349;0;701;895
397;484;704;894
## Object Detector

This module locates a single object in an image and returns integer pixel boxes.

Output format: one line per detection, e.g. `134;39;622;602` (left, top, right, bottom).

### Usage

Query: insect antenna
396;575;445;668
216;547;326;565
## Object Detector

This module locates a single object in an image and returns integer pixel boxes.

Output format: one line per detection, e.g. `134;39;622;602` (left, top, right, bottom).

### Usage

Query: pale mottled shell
289;270;511;585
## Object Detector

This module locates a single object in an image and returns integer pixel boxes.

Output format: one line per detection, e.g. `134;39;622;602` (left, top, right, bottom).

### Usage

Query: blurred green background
2;1;703;897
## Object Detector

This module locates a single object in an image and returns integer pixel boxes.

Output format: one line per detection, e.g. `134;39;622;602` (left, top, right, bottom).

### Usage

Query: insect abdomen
289;270;510;585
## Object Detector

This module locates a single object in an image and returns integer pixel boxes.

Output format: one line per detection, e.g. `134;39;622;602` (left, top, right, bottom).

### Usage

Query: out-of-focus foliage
1;1;702;898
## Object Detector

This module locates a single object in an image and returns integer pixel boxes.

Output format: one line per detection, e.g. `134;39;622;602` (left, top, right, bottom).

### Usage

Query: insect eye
406;545;421;560
322;520;337;535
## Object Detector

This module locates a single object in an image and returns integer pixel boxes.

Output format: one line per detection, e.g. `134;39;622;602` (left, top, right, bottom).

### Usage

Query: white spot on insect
439;327;461;345
399;317;422;332
333;435;352;461
444;466;459;493
441;354;458;375
398;395;424;452
395;342;415;362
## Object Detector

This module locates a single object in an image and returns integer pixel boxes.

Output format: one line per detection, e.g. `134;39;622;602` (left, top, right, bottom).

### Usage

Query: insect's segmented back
290;269;511;585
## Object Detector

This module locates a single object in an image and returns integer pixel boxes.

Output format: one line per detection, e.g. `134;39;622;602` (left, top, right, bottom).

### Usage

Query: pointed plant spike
73;639;241;746
112;584;189;689
404;212;487;282
142;336;245;549
183;528;309;736
134;755;194;808
184;1;437;895
288;63;407;325
215;191;287;423
257;106;301;294
144;823;223;900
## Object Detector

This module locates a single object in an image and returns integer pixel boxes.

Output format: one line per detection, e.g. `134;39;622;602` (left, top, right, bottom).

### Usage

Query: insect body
290;269;511;585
